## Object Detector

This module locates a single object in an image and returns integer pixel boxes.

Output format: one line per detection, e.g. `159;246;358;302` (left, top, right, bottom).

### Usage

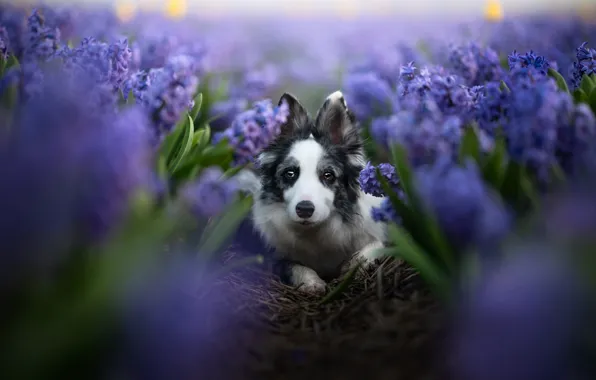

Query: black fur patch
257;93;365;224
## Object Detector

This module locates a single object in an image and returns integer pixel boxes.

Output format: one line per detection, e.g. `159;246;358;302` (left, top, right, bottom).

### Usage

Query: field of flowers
2;2;596;380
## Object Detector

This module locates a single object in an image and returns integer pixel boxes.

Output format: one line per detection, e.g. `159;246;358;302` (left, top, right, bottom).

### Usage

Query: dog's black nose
295;201;315;219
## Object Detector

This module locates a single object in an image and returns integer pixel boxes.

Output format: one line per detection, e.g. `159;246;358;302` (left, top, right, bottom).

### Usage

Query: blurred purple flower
451;248;587;380
135;34;178;70
0;26;9;59
475;81;510;135
182;167;239;218
62;37;133;90
397;62;430;97
144;54;200;140
213;99;289;167
415;158;510;250
107;39;133;87
371;197;401;224
343;71;395;121
22;9;60;62
0;5;27;58
449;42;504;86
571;42;596;89
504;78;574;180
556;103;596;175
0;71;153;287
230;65;280;102
508;50;551;74
119;257;241;380
359;162;399;197
371;106;473;168
208;98;248;131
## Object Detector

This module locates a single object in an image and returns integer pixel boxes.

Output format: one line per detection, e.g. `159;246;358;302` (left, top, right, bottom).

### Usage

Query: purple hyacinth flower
343;71;395;121
144;54;200;139
508;50;551;75
359;162;399;197
22;9;60;62
0;71;153;287
371;197;402;224
208;98;249;131
181;167;239;218
448;42;504;87
213;98;289;167
451;248;587;380
0;26;9;59
571;42;596;89
119;256;242;380
414;158;510;251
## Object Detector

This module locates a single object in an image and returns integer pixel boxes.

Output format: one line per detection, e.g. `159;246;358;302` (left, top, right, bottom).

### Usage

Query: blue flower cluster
571;42;596;89
213;99;290;166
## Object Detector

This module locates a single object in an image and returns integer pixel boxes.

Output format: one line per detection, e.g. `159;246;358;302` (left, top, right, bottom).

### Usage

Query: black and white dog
238;91;387;294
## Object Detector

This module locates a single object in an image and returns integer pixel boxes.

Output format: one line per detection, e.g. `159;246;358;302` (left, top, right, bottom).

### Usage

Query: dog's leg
273;259;327;294
340;240;385;276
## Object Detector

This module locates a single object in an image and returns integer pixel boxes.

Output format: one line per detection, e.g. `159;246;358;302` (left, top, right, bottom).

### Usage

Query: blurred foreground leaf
390;144;454;272
547;68;570;93
198;194;253;257
168;115;195;173
1;198;182;379
386;223;450;301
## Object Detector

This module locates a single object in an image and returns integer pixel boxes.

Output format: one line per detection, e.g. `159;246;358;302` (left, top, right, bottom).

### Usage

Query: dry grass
196;247;448;380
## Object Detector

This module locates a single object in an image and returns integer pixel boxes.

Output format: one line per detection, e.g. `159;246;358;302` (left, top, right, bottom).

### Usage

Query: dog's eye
322;171;335;182
284;170;296;179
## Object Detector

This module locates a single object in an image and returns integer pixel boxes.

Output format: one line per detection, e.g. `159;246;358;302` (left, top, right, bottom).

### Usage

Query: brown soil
199;248;449;380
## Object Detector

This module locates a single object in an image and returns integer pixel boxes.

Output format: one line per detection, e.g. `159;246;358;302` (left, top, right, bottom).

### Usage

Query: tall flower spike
212;99;290;167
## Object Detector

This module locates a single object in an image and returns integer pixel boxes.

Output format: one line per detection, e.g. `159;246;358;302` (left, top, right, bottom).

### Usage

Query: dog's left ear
314;91;358;145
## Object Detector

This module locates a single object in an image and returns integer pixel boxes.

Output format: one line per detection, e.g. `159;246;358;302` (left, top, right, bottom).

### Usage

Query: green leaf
168;115;195;173
459;125;481;164
0;81;18;110
550;162;566;186
580;74;595;95
499;161;536;213
499;54;509;69
391;144;416;201
0;55;6;77
386;224;450;301
197;142;234;168
198;194;253;255
499;80;510;93
481;134;507;189
223;165;247;179
190;92;203;121
209;255;264;278
377;158;454;274
117;90;127;106
3;205;180;380
193;124;211;151
126;89;135;105
573;88;588;104
5;54;19;71
588;88;596;115
547;68;570;93
318;261;361;305
160;113;191;166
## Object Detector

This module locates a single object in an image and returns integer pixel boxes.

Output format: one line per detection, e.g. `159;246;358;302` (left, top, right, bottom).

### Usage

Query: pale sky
14;0;594;16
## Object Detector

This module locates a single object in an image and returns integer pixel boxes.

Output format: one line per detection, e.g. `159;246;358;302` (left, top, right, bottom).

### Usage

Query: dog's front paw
341;241;385;277
290;265;327;295
298;276;327;295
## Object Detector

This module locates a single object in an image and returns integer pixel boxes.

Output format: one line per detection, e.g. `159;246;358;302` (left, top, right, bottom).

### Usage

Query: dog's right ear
278;92;309;136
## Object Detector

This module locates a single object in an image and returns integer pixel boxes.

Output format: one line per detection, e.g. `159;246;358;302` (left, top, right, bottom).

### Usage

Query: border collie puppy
246;91;387;294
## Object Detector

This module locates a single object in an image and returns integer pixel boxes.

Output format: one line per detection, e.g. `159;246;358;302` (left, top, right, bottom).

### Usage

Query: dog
238;91;387;294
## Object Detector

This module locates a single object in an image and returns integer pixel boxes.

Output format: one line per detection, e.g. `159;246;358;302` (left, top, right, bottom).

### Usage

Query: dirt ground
197;248;448;380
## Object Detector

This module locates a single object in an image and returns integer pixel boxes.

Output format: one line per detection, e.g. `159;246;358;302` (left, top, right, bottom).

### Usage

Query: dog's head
256;91;366;228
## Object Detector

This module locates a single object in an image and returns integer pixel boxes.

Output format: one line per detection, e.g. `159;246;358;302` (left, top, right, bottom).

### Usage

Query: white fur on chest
252;191;386;278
